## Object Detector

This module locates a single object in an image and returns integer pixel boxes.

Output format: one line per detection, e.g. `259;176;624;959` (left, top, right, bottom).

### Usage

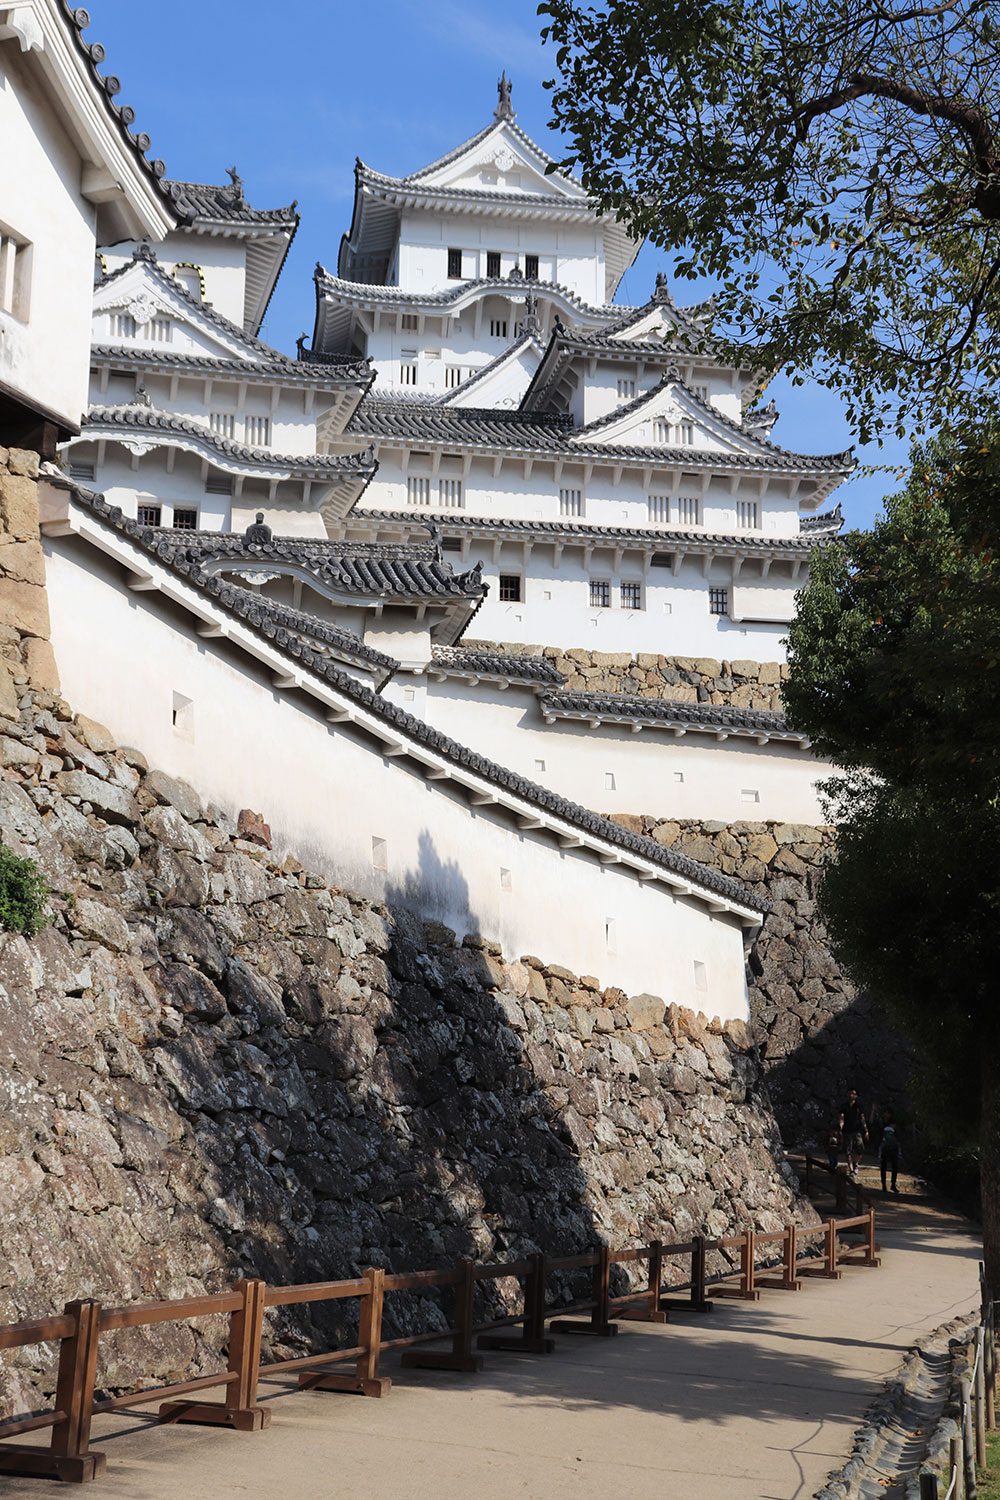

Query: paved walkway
3;1189;981;1500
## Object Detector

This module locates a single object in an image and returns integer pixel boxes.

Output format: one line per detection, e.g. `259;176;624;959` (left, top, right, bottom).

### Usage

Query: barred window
210;412;235;440
620;581;643;610
399;349;418;386
401;313;418;331
676;495;700;527
559;487;584;518
172;508;198;530
148;317;172;343
489;318;508;338
648;495;670;524
590;579;611;608
616;378;636;400
69;460;96;482
525;253;539;280
438;478;464;509
246;415;271;447
406;476;431;506
205;474;233;495
499;574;521;602
447;247;463;279
487;250;501;277
444;366;463;389
736;499;759;529
709;587;728;616
110;312;136;339
137;503;162;527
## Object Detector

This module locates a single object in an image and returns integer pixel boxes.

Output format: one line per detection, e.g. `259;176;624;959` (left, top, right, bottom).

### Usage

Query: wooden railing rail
0;1212;881;1486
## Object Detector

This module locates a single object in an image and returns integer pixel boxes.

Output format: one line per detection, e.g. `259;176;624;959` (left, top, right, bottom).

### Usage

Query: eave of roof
342;507;836;557
79;403;376;481
165;179;299;229
536;690;809;745
48;479;767;918
429;644;566;686
314;268;623;321
89;343;372;391
202;584;398;686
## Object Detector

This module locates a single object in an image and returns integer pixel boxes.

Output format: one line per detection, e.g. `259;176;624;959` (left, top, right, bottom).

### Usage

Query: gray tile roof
60;2;175;210
152;531;489;603
801;503;845;535
83;403;376;481
55;480;767;917
89;344;372;390
314;269;621;322
434;331;543;406
210;586;397;682
537;690;807;744
165;179;299;228
345;397;852;475
342;507;832;555
431;645;566;685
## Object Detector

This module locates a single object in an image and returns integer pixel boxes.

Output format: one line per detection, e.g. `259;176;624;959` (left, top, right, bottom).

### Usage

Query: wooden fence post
551;1246;618;1337
299;1267;391;1398
478;1252;555;1355
161;1278;271;1430
783;1225;800;1289
645;1241;668;1323
402;1260;483;1373
48;1299;104;1482
950;1434;963;1500
962;1373;977;1498
976;1328;987;1467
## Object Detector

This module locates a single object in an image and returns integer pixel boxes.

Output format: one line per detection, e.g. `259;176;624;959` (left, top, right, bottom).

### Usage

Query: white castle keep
2;24;848;1019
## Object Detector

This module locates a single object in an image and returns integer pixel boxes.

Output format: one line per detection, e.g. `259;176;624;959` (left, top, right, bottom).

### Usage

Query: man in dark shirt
839;1089;868;1180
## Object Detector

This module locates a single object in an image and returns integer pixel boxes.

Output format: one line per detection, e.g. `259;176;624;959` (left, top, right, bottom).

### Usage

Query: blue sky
90;0;907;528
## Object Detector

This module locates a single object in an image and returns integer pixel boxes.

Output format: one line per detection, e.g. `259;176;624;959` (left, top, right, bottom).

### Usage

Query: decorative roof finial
244;512;273;548
653;270;671;304
225;165;245;204
495;71;515;122
296;332;309;360
522;290;541;337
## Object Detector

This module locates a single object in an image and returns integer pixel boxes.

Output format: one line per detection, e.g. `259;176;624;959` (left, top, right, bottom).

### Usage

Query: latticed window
69;460;96;482
444;366;463;389
559;487;584;518
205;474;233;495
401;313;418;331
709;587;728;616
525;253;539;280
110;312;137;338
210;412;235;440
406;476;431;506
489;319;508;338
678;420;694;444
617;378;636;400
438;478;464;509
736;499;759;529
676;495;700;527
447;248;463;278
620;581;643;610
137;503;162;527
647;495;670;524
148;318;172;343
499;574;521;602
654;419;671;444
246;415;271;447
172;508;198;530
487;250;501;277
399;350;418;386
590;579;611;608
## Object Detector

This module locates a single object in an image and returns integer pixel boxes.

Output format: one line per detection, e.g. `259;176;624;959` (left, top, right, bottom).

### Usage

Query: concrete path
3;1190;981;1500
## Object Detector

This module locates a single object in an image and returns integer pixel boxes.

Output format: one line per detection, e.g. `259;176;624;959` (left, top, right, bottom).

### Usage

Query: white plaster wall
0;41;97;428
397;210;604;303
43;534;753;1021
421;679;827;824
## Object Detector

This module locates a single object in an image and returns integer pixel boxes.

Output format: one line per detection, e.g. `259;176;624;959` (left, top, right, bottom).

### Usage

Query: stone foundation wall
464;641;787;710
609;815;913;1145
0;679;808;1416
0;446;59;706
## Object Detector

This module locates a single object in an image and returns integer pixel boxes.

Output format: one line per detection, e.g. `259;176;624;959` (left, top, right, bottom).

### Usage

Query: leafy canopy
540;0;1000;441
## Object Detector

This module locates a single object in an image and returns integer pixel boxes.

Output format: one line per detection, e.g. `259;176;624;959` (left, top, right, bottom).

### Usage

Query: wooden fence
0;1210;879;1485
919;1268;997;1499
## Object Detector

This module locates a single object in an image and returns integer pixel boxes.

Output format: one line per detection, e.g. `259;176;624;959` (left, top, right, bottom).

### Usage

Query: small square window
403;688;415;703
693;959;708;992
498;574;521;603
741;788;761;804
172;508;198;530
487;250;501;278
590;579;611;609
525;253;539;280
447;247;463;279
673;771;685;783
605;771;616;791
709;587;728;617
534;758;546;773
137;503;162;527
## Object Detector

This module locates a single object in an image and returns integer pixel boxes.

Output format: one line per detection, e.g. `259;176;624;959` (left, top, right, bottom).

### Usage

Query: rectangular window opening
559;487;584;518
171;691;194;741
605;918;617;956
372;836;388;872
741;788;761;804
524;253;539;280
500;867;512;892
605;771;616;791
69;460;96;483
620;581;643;611
0;228;32;321
736;499;759;530
444;365;463;389
400;313;418;331
172;508;198;530
498;574;521;603
590;579;611;609
486;250;501;278
447;247;463;279
676;495;700;528
709;586;729;617
406;475;431;507
534;758;546;773
210;411;235;440
489;318;508;339
137;503;162;527
616;378;636;401
205;475;233;496
246;415;271;448
438;477;464;510
648;495;670;525
693;959;708;993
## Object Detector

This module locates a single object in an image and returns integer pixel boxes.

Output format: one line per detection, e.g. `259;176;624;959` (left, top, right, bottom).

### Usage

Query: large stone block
21;637;59;693
0;539;46;586
0;473;41;541
0;575;50;638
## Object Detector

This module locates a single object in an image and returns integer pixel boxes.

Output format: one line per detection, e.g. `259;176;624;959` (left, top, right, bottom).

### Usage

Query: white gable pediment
608;305;681;344
413;122;587;201
577;380;761;457
92;260;270;366
444;338;544;410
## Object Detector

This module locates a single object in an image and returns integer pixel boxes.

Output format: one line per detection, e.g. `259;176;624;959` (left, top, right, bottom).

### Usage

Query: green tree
784;436;1000;1282
540;0;1000;440
0;845;48;938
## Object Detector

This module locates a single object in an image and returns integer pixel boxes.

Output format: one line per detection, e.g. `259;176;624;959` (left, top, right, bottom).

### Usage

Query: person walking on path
880;1116;902;1194
840;1089;868;1181
826;1119;843;1177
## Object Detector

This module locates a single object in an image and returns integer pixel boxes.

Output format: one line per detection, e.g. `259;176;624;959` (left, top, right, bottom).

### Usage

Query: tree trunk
981;1044;1000;1295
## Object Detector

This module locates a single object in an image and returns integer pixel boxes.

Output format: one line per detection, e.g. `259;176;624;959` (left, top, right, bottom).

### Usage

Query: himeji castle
54;75;852;827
